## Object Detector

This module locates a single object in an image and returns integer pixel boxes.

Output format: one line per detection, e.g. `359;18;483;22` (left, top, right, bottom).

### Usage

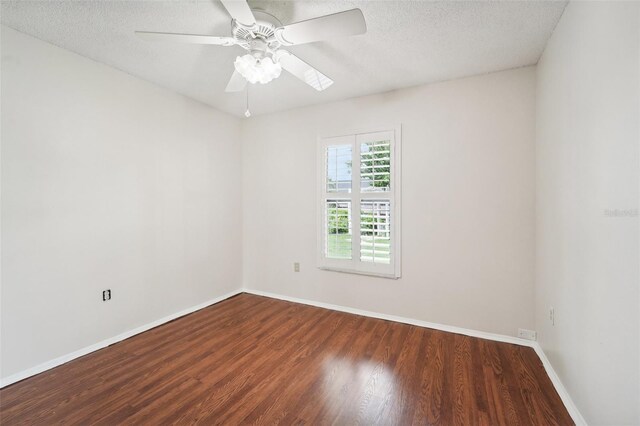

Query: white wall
242;67;536;337
0;27;242;380
7;6;637;421
535;2;639;424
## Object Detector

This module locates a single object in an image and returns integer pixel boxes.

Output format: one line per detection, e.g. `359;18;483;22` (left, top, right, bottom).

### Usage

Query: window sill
318;266;400;280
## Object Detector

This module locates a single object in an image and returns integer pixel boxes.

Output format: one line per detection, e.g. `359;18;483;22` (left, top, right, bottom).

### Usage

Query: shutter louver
360;140;391;192
360;200;391;264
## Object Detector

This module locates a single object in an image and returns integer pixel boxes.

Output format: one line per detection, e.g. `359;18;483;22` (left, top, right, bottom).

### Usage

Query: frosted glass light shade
234;54;282;84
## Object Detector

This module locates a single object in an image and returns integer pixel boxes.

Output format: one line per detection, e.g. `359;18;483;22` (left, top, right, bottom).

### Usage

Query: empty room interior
0;0;638;424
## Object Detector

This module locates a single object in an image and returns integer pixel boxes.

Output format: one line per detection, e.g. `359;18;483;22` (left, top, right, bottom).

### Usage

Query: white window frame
317;125;402;279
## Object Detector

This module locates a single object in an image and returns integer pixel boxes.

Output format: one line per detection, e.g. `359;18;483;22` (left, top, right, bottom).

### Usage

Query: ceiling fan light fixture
234;54;282;85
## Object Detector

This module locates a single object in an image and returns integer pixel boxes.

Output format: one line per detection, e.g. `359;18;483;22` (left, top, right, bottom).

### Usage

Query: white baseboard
531;342;587;425
0;289;243;388
243;288;586;425
243;288;530;346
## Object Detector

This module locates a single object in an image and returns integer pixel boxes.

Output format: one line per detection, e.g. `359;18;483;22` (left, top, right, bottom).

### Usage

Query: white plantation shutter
318;127;401;278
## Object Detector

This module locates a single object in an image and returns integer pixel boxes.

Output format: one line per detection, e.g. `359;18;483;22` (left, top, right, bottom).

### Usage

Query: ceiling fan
135;0;367;94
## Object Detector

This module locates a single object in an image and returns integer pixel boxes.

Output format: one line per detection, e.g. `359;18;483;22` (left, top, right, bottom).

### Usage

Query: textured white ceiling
1;0;566;117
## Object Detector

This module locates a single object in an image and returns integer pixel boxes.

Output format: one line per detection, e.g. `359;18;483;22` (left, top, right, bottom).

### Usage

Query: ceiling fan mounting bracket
273;27;293;46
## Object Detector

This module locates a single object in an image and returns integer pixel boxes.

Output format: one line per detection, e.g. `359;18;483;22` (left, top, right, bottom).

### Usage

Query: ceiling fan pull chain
245;87;251;118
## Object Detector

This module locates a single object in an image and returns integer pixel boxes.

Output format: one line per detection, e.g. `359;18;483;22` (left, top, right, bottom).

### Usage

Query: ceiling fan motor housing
232;10;282;52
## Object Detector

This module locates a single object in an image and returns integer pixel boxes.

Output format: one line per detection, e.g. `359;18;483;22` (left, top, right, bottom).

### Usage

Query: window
317;127;401;278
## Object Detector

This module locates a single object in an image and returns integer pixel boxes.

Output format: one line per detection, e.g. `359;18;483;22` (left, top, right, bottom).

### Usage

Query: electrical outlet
102;289;111;301
294;262;300;272
549;307;555;325
518;328;537;341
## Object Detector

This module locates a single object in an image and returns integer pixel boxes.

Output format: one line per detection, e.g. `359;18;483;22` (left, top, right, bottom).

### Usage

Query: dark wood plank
0;293;574;425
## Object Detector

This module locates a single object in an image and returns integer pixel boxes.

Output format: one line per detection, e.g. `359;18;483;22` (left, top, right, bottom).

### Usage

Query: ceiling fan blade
219;0;256;26
276;51;333;91
135;31;236;46
225;71;248;92
274;9;366;46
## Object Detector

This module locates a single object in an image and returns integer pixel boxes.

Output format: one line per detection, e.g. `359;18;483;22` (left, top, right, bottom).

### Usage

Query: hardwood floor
0;293;573;425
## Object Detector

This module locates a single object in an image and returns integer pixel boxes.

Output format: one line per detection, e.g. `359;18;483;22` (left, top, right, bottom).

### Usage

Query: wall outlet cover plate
517;328;537;341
